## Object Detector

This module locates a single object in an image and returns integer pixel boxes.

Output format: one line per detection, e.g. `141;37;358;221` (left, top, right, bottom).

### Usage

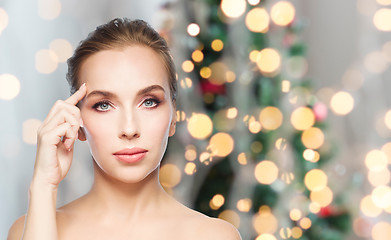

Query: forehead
78;46;169;92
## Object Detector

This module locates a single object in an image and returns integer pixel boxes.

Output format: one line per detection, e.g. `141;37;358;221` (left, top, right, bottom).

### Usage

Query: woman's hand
32;83;87;188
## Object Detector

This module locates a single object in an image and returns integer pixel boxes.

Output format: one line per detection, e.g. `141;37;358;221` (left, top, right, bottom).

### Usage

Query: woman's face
78;45;176;183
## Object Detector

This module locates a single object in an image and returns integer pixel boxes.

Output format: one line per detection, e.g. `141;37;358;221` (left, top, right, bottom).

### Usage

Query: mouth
113;148;148;164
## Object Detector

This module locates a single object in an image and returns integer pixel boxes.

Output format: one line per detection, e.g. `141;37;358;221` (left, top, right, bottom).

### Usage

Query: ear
78;127;87;141
169;111;177;137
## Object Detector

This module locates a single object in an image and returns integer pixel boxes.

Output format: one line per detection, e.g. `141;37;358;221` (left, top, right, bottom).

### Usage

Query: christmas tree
158;0;352;239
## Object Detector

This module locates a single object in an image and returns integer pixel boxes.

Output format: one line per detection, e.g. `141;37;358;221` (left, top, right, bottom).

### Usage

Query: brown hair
66;18;177;105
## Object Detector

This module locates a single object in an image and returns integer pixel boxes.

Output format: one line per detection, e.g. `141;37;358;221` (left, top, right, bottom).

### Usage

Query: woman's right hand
32;83;87;188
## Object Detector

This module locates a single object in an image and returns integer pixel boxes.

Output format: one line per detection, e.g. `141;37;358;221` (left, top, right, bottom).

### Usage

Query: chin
93;159;161;184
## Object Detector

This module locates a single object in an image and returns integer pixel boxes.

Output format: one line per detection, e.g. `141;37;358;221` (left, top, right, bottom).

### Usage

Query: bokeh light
255;160;279;184
282;80;291;92
371;185;391;209
290;107;315;130
353;217;372;238
275;138;287;151
159;163;181;188
289;208;302;221
251;141;263;153
291;227;303;239
373;8;391;31
365;150;388;172
310;186;333;207
372;222;391;240
226;71;236;82
256;48;281;76
0;74;21;100
256;234;277;240
303;149;320;162
187;113;213;139
237;198;252;212
176;110;186;122
182;60;194;72
218;210;240;228
270;1;295;26
211;39;224;51
208;132;234;157
35;49;59;74
281;172;295;184
280;228;292;239
227;107;238;119
316;87;335;106
185;145;197;161
377;0;391;5
0;8;9;34
301;127;325;149
209;61;229;85
245;8;269;33
248;0;261;5
38;0;62;20
180;77;193;89
236;153;247;166
23;119;42;144
200;67;212;79
368;168;391;186
309;202;321;214
214;109;236;132
259;106;283;130
299;217;312;229
220;0;247;18
360;195;382;217
330;91;354;115
253;206;278;234
184;162;197;175
249;50;259;62
249;121;262;133
192;49;204;62
381;142;391;163
187;23;200;36
210;194;225;210
199;152;211;165
384;110;391;130
357;0;378;16
304;169;328;191
49;39;73;63
364;51;389;73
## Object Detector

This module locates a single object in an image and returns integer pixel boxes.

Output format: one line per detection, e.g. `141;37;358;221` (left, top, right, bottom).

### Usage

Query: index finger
65;83;87;105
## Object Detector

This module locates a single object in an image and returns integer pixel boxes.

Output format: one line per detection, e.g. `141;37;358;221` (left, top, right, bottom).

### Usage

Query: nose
118;109;140;140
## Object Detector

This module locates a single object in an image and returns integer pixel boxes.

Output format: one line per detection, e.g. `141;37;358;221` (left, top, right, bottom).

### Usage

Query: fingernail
79;118;84;127
80;83;86;89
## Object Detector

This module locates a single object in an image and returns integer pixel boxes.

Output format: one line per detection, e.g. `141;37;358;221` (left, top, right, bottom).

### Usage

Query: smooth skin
8;46;241;240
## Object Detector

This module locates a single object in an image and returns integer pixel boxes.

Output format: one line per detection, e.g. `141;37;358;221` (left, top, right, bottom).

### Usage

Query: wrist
30;178;58;193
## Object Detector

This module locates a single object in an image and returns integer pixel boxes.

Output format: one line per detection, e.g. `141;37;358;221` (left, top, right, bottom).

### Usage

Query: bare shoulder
174;204;241;240
196;217;242;240
7;214;26;240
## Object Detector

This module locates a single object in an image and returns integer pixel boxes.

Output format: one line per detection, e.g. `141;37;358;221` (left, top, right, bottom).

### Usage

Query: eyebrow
86;84;166;99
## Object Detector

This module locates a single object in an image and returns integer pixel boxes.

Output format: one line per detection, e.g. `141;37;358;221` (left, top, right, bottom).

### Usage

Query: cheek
82;114;114;146
142;111;171;137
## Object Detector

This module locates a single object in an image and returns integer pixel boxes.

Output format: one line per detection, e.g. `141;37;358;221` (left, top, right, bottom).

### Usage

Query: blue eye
93;101;112;112
143;98;160;108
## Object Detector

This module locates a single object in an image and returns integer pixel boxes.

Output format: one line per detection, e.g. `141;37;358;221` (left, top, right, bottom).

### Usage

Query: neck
86;160;167;220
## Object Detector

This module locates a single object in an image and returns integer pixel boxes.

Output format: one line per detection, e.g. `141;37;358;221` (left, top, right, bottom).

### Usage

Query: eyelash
92;98;161;112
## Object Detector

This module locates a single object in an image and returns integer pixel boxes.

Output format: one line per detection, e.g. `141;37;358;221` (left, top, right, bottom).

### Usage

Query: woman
8;18;241;240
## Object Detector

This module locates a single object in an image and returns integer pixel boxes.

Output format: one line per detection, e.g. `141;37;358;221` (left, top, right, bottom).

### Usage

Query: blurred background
1;0;391;239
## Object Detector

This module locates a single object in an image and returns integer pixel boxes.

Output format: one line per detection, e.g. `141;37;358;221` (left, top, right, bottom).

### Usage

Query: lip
113;148;148;164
